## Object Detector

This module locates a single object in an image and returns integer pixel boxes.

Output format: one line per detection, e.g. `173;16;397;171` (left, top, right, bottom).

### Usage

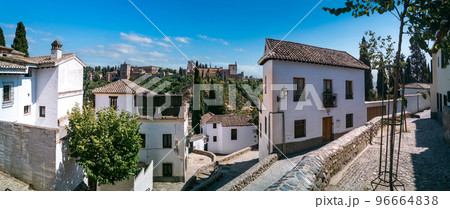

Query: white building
430;37;450;123
257;38;369;160
202;113;257;154
403;82;430;95
92;79;189;182
0;41;86;190
0;40;85;128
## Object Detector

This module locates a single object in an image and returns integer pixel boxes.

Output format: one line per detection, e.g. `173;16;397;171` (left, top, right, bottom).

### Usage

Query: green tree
11;22;29;57
408;0;450;66
408;40;428;83
0;27;5;47
67;105;142;191
192;64;204;134
360;36;374;101
207;79;226;115
376;66;388;99
404;57;413;84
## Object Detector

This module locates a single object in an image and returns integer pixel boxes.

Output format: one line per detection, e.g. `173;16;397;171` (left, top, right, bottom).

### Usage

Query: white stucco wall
139;120;188;178
0;74;35;125
431;49;450;115
259;60;366;159
34;67;59;128
204;123;257;154
95;94;135;113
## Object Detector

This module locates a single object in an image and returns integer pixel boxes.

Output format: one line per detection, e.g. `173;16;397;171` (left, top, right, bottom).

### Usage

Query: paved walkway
152;153;212;191
205;150;259;191
0;170;33;191
244;152;307;191
325;110;450;191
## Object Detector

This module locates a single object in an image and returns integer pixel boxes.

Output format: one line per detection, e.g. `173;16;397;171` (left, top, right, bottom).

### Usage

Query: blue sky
1;0;430;78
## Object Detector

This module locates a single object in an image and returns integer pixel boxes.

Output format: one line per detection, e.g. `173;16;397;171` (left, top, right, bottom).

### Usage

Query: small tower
120;61;131;79
51;40;62;60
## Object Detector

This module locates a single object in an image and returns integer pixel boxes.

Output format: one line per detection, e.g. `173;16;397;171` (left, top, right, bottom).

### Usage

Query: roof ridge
266;38;348;53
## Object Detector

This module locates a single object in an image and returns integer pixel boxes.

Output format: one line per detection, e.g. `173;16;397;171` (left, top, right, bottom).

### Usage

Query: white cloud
28;27;52;36
0;23;15;28
198;35;228;45
174;37;191;44
156;42;171;48
145;51;166;58
235;48;245;52
109;43;137;54
27;36;36;43
120;32;153;44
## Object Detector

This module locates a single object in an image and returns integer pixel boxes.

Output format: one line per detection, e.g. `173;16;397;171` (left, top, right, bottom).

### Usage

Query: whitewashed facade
0;41;84;129
93;80;189;182
431;48;450;123
0;41;86;190
202;114;257;154
258;39;369;160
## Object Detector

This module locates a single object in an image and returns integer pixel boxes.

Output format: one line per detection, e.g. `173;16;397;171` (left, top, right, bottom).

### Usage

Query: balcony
322;93;337;108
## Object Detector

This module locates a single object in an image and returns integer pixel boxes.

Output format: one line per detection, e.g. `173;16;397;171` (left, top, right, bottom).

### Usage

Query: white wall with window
203;122;257;155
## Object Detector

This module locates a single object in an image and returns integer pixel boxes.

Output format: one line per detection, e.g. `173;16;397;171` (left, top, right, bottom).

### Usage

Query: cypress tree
0;27;5;47
404;57;412;84
359;37;373;101
207;79;226;115
11;22;29;57
376;60;388;99
408;40;427;83
192;64;204;134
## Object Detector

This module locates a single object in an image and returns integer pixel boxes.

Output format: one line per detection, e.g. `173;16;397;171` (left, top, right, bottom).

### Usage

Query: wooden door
322;116;333;142
367;106;386;122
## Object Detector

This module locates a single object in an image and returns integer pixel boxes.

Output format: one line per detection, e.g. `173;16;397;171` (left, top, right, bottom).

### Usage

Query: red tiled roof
0;53;85;66
0;60;27;70
204;114;253;127
258;38;369;70
92;79;155;95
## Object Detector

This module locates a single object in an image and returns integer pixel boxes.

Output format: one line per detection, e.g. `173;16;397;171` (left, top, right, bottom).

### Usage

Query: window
140;134;146;148
109;96;118;108
345;81;353;99
231;129;237;140
213;136;217;142
39;106;46;117
162;134;172;148
25;69;32;77
346;114;353;128
437;93;440;111
442;51;446;68
162;163;173;177
264;76;267;94
259;122;262;137
323;79;333;93
265;117;267;134
294;120;306;138
3;85;11;103
24;105;31;115
293;77;305;101
213;123;217;129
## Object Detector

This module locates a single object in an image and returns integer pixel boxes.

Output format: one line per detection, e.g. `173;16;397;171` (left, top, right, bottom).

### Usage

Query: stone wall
181;146;252;191
443;106;450;145
193;149;216;162
0;120;84;190
0;120;58;190
266;116;385;191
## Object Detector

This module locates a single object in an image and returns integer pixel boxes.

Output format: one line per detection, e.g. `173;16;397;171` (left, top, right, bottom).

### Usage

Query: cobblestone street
325;110;450;191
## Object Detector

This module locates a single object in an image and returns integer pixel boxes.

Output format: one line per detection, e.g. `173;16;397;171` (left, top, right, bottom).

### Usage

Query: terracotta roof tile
204;114;253;127
0;60;27;70
258;38;369;70
0;53;85;66
92;79;155;95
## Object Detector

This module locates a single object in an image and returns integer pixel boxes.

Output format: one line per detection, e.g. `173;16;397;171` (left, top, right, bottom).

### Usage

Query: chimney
51;40;62;60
